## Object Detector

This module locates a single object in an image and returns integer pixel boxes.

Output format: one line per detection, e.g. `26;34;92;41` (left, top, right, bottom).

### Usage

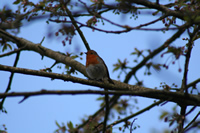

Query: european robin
85;50;114;84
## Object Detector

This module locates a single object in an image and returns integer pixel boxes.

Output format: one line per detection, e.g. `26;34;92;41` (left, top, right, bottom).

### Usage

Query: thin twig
130;118;137;133
129;0;184;19
182;111;200;132
181;26;200;93
184;121;200;133
99;13;168;30
78;0;170;32
106;100;163;130
0;51;21;112
50;61;59;69
178;26;200;133
0;47;24;58
63;5;90;50
187;78;200;88
39;36;45;45
185;106;197;116
179;105;187;133
49;18;179;33
103;89;109;133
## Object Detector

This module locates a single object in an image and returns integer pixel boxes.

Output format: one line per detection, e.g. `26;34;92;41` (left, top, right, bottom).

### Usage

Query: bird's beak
85;52;87;55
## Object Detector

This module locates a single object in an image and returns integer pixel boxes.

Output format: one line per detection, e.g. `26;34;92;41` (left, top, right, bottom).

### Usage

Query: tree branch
106;100;163;130
187;78;200;89
90;23;190;124
80;23;189;130
0;47;24;58
0;64;200;106
0;51;21;112
183;111;200;132
130;0;184;19
181;26;200;93
0;90;197;106
0;12;30;30
64;5;90;50
96;13;169;31
178;105;187;133
76;93;119;130
106;23;190;117
103;90;109;133
178;25;200;133
49;18;179;34
6;51;20;92
124;23;189;83
0;29;87;77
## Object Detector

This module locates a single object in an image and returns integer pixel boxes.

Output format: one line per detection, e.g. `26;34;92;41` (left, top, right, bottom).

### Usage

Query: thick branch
0;64;200;106
0;29;87;77
0;89;199;106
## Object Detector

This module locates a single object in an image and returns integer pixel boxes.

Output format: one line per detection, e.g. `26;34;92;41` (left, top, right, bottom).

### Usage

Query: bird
85;50;114;84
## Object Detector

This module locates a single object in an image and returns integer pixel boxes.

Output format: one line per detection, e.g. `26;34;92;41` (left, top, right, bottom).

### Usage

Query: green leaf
55;121;61;128
0;130;7;133
13;0;21;4
169;120;175;127
96;96;104;101
113;65;120;72
152;64;161;71
159;111;169;120
131;52;137;55
67;121;74;130
194;16;200;23
117;59;122;63
39;1;45;7
7;43;12;50
65;65;70;70
183;16;190;22
2;44;7;52
71;55;78;59
152;10;159;16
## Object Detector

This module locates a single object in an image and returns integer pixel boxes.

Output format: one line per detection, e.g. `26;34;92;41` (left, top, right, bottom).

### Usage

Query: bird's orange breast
86;55;100;67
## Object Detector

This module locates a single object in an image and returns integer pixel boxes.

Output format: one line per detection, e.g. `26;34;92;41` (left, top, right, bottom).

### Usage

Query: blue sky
1;0;200;133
